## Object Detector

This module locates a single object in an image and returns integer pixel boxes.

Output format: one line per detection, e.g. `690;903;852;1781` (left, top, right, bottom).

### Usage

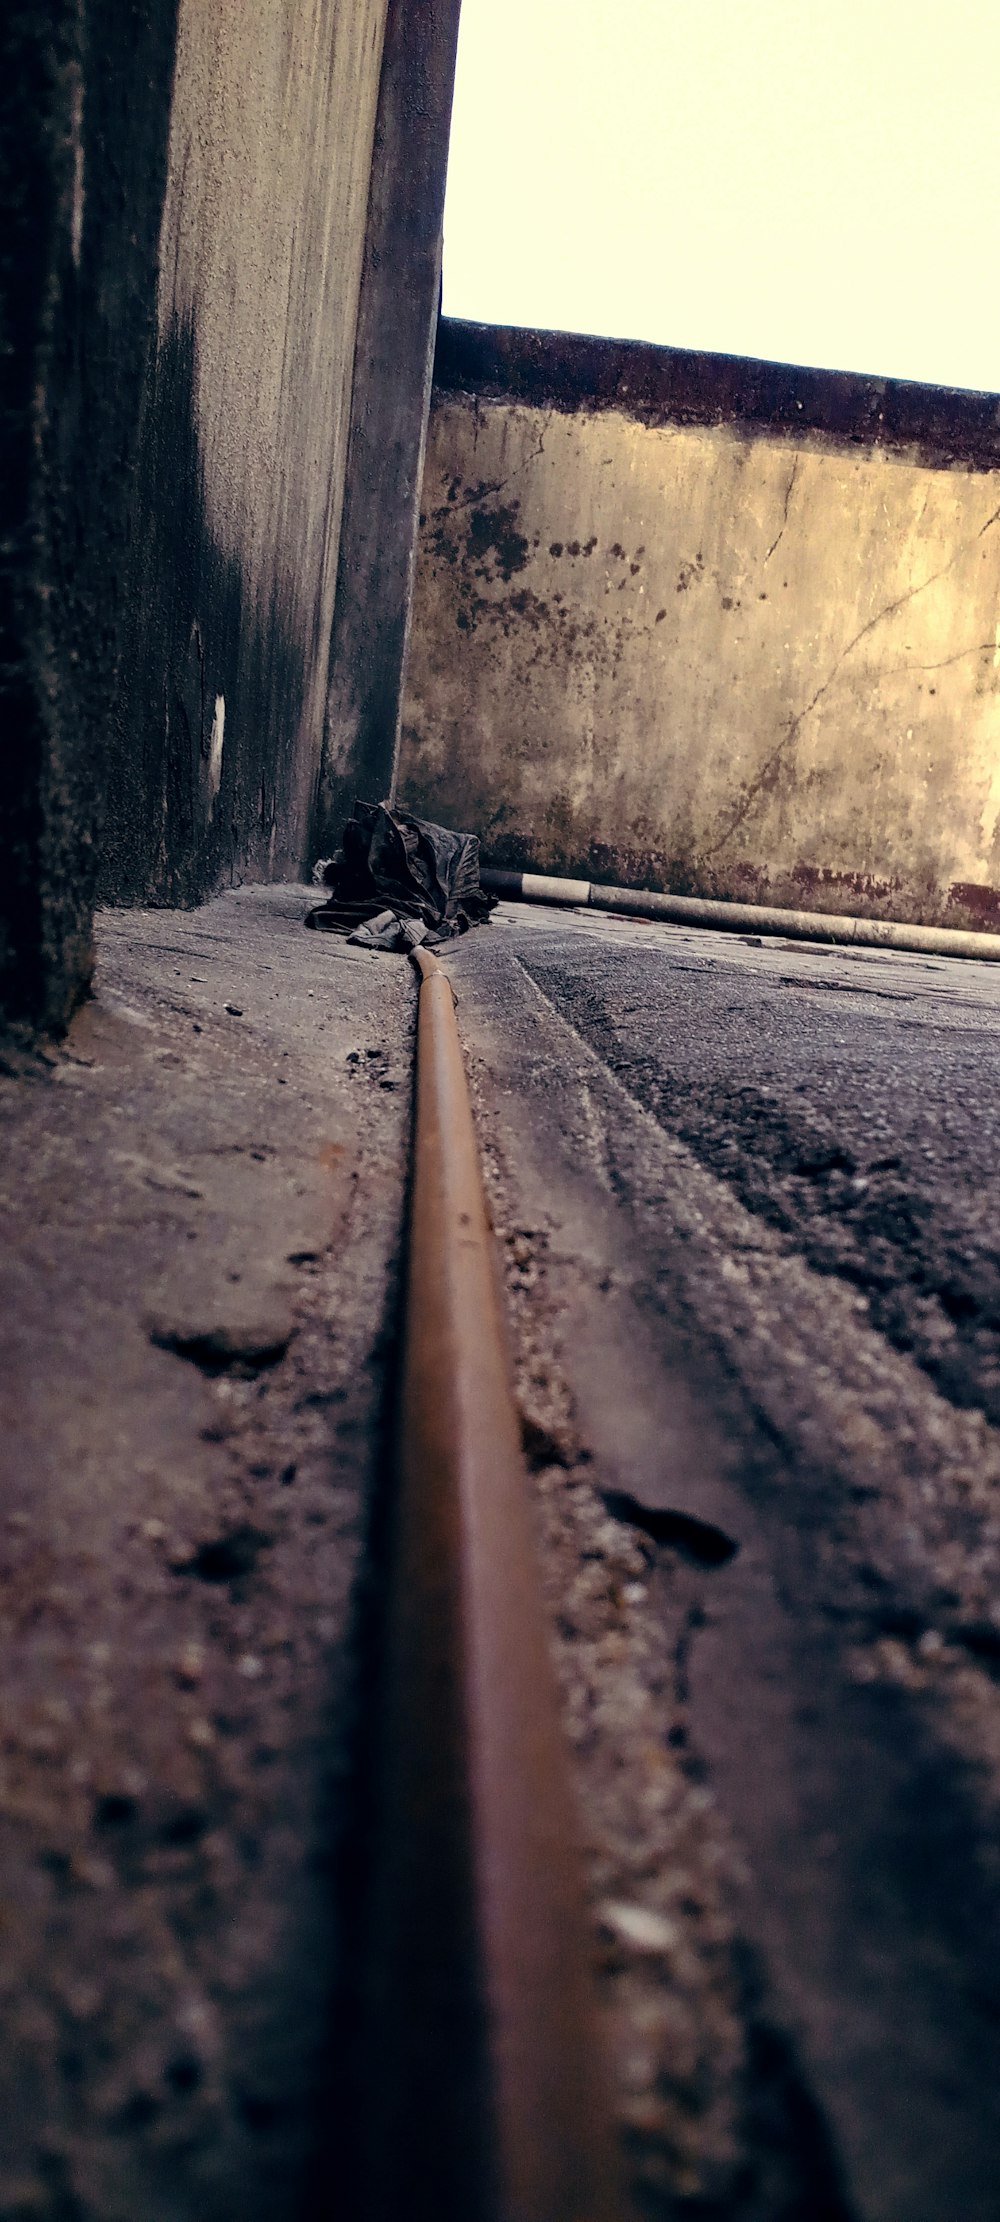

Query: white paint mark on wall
208;694;225;801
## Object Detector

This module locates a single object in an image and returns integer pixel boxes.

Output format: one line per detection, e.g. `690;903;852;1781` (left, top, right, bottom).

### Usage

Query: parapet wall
398;320;1000;930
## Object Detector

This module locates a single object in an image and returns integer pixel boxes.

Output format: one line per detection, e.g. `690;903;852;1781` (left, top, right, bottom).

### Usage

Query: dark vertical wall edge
0;0;179;1030
315;0;463;857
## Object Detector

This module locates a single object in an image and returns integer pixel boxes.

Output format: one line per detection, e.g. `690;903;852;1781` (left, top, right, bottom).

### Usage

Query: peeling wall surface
398;323;1000;929
101;0;389;906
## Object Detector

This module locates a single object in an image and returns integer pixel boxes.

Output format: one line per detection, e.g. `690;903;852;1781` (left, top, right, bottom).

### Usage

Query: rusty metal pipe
362;945;620;2222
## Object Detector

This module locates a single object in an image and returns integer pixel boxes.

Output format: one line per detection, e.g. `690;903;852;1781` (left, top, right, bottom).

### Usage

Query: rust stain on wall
947;881;1000;926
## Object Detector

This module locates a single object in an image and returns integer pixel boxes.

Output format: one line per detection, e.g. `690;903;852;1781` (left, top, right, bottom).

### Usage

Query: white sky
442;0;1000;393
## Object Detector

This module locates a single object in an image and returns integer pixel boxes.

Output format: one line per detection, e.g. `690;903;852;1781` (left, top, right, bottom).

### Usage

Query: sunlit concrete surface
400;358;1000;928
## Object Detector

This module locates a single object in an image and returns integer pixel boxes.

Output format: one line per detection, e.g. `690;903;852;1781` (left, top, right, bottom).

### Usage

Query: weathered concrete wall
398;323;1000;930
0;0;180;1028
317;0;463;856
3;0;462;1025
102;0;390;907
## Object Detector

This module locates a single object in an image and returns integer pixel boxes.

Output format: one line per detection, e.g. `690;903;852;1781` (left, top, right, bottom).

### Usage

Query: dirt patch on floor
474;1108;853;2220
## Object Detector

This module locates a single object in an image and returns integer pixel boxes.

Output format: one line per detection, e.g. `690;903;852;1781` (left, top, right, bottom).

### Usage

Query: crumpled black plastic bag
306;800;495;946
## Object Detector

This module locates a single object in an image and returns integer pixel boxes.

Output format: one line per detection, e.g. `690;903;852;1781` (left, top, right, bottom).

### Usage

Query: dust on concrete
499;916;1000;1800
0;886;412;2221
518;919;1000;1428
469;1086;850;2221
447;911;1000;2221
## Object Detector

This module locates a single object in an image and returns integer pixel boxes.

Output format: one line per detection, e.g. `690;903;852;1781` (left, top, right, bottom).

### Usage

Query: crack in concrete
762;456;800;565
702;502;1000;859
435;411;553;516
888;641;995;676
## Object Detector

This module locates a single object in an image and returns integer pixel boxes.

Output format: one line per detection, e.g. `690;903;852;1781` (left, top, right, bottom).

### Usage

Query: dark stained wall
2;0;461;1030
398;321;1000;932
0;0;180;1029
100;0;391;909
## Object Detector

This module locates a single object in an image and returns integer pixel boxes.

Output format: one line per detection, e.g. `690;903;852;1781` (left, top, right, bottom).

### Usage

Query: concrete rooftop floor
3;888;1000;2219
0;886;414;2219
